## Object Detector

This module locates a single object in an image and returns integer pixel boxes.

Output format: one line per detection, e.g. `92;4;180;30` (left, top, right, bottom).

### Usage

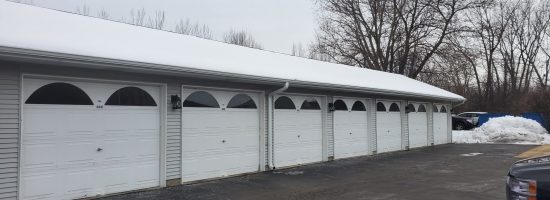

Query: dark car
507;155;550;200
452;116;475;130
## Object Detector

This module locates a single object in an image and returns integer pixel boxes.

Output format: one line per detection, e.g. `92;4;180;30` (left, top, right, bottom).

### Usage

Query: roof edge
0;46;465;102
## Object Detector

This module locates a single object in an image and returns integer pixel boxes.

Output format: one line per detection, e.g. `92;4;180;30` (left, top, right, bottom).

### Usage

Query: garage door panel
334;107;368;159
181;89;260;182
22;78;161;200
376;102;402;153
408;107;428;148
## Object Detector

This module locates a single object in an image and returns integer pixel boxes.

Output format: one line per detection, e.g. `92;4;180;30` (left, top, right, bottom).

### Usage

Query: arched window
406;104;416;113
433;105;439;112
275;96;295;109
376;102;386;112
440;105;447;113
301;98;321;110
182;91;219;108
106;87;157;106
227;94;257;109
333;100;348;111
389;103;400;112
351;101;366;111
418;104;426;112
25;82;93;105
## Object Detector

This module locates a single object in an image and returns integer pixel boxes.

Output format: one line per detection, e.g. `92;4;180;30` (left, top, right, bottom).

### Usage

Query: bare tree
76;4;90;16
129;8;146;26
97;9;110;20
174;19;214;39
291;43;308;57
223;29;263;49
312;0;483;78
146;10;166;30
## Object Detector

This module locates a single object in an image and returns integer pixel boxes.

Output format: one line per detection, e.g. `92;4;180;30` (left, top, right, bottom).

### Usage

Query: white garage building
0;2;464;199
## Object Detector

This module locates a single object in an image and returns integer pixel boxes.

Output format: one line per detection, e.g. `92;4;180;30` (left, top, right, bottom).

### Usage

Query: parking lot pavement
100;144;534;200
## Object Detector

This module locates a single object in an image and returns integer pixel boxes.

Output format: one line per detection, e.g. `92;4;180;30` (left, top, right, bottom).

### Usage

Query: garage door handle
349;132;352;135
222;140;226;143
97;148;103;152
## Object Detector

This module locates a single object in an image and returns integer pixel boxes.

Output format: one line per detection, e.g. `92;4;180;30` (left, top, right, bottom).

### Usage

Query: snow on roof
0;1;464;101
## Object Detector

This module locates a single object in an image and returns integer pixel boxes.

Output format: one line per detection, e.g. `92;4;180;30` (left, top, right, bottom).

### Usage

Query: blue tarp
521;112;549;130
477;113;511;127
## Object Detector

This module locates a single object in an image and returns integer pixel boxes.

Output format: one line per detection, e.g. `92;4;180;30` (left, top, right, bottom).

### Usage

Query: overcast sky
28;0;318;54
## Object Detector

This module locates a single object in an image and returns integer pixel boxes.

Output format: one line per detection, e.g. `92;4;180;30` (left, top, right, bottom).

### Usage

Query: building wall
0;66;20;200
4;62;457;198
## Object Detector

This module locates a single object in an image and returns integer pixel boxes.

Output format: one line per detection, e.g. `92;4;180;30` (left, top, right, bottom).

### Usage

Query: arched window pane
440;106;447;113
433;105;439;112
406;104;415;112
25;82;93;105
275;96;295;109
301;98;321;110
106;87;157;106
418;104;426;112
183;91;220;108
227;94;257;109
389;103;400;112
333;100;347;111
376;102;386;112
351;101;366;111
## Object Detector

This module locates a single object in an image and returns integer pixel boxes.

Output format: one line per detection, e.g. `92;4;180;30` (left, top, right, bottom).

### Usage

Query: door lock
222;140;226;143
97;148;103;152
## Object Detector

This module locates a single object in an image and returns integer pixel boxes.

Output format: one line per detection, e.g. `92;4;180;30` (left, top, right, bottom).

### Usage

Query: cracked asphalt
100;144;534;200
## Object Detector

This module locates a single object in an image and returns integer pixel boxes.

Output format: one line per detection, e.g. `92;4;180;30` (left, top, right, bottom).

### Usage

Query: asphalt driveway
100;144;534;200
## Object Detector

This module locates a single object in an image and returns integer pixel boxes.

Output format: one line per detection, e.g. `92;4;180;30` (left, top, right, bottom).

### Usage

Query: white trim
18;74;168;199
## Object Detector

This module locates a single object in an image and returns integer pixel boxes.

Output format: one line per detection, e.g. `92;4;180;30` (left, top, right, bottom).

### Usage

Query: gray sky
29;0;318;54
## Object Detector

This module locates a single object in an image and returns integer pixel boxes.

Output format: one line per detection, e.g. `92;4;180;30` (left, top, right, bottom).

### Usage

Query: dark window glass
376;102;386;112
433;105;439;112
418;104;426;112
301;98;321;110
406;104;416;112
182;91;219;108
333;100;348;111
25;82;93;105
389;103;400;112
227;94;257;109
440;106;447;113
351;101;366;111
275;96;295;109
106;87;157;106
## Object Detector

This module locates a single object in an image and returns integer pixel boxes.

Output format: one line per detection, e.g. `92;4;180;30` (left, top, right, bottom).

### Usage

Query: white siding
366;99;377;154
166;83;182;180
447;103;452;143
0;67;19;200
326;96;334;159
427;103;434;145
400;100;409;150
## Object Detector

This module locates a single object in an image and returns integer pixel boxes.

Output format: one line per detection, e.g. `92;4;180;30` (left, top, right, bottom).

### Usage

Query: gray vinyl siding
367;99;377;154
0;66;20;200
326;96;334;159
165;83;182;180
400;100;409;150
427;103;434;145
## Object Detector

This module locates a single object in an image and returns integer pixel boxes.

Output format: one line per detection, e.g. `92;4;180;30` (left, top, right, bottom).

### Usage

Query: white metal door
407;103;428;148
273;95;323;168
181;89;260;183
21;78;161;200
333;99;368;159
433;104;449;145
376;101;402;153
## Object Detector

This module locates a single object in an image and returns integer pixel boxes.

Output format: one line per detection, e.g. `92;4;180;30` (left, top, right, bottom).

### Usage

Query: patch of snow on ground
460;153;484;157
453;116;550;144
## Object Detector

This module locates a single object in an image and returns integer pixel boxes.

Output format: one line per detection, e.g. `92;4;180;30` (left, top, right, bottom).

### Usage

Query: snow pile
453;116;550;144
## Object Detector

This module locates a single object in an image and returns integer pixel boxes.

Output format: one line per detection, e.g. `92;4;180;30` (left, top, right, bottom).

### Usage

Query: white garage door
407;103;428;148
181;89;260;182
376;101;402;153
433;104;449;145
273;95;323;168
333;99;368;159
21;78;161;200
